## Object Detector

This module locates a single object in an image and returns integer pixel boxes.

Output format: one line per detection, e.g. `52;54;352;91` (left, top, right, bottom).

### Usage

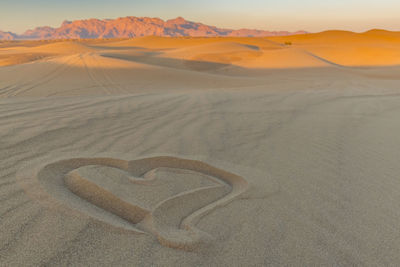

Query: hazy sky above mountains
1;0;399;33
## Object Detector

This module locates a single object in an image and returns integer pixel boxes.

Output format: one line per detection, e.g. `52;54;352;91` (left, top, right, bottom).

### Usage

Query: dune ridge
1;31;400;72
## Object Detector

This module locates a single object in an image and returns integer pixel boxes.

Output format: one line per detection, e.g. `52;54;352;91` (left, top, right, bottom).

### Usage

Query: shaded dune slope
1;31;400;97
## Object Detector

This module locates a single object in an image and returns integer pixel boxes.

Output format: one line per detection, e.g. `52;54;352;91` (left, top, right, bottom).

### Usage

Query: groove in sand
16;156;249;250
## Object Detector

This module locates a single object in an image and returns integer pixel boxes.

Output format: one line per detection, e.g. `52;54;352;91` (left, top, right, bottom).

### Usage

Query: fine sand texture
2;32;400;265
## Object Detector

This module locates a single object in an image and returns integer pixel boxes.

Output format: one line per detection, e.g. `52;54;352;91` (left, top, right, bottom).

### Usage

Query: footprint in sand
16;156;249;250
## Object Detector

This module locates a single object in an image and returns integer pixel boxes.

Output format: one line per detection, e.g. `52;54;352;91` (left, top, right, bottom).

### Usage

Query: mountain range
0;16;306;40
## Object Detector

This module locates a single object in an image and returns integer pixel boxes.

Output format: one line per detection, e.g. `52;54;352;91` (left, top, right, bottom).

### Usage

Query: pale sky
1;0;400;34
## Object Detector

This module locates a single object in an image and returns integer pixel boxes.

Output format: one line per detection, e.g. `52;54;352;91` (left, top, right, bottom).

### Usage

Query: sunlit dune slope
159;41;328;69
0;41;94;66
1;29;400;69
107;36;281;49
269;30;400;45
269;30;400;66
102;32;400;68
31;41;94;54
0;53;49;67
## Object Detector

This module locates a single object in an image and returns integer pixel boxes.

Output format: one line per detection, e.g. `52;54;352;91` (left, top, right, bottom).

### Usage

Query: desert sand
1;31;400;266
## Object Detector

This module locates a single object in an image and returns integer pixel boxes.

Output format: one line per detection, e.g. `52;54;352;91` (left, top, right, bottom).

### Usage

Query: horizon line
1;15;399;37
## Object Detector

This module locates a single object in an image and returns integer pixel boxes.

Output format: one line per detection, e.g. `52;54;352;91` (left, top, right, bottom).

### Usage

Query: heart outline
16;155;249;250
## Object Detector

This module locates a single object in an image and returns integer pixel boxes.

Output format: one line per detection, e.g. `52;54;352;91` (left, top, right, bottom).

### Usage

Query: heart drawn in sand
16;156;248;250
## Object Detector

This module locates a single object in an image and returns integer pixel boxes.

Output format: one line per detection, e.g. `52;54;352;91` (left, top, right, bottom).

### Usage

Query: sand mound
267;30;400;67
31;41;94;54
241;47;331;68
269;30;400;47
111;36;280;50
103;40;284;71
3;32;400;70
0;53;50;66
50;53;144;69
306;46;400;66
164;42;263;65
168;41;261;54
0;41;94;66
106;37;342;69
2;33;400;98
163;41;331;69
361;29;400;43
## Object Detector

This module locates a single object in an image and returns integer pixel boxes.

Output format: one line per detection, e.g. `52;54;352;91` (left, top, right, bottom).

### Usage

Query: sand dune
0;41;94;67
2;32;400;265
270;30;400;67
2;31;400;69
30;41;94;54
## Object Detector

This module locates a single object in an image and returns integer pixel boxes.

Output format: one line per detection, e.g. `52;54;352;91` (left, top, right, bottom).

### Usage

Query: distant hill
0;31;17;40
1;16;307;40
